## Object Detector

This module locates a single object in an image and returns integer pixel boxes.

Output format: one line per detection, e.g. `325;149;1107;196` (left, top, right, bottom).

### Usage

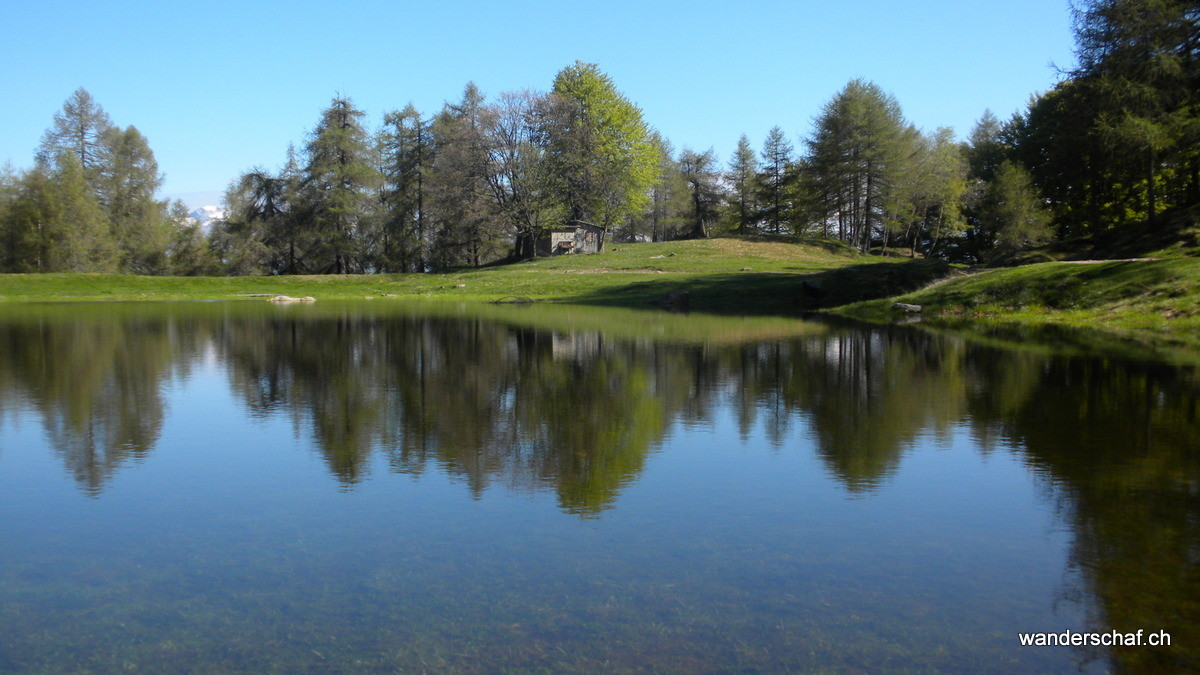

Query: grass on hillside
3;235;1196;353
0;237;951;316
835;258;1200;348
993;204;1200;265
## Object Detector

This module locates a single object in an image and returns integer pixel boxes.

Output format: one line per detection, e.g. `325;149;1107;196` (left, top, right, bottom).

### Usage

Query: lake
0;301;1195;672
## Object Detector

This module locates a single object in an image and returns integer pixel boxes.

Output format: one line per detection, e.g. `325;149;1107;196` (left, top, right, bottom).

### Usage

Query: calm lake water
0;301;1196;672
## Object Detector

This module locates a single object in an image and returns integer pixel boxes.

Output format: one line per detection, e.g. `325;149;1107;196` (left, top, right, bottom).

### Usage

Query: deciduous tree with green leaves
545;61;657;248
678;147;722;239
481;90;559;260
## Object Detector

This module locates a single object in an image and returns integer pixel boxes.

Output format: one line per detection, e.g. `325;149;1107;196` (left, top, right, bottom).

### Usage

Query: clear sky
1;0;1076;209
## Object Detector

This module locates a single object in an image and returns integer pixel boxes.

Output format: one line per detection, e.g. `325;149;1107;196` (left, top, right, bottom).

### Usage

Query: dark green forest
1;0;1195;275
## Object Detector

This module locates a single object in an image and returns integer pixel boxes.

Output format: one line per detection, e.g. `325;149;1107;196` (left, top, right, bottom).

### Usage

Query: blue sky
1;0;1076;208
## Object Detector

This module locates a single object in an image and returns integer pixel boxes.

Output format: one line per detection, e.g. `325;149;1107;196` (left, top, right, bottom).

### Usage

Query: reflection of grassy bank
834;259;1200;352
0;300;827;346
2;237;1194;353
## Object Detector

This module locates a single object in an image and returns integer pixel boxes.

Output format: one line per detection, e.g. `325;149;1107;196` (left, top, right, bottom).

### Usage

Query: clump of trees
0;89;215;275
3;1;1193;276
211;62;661;274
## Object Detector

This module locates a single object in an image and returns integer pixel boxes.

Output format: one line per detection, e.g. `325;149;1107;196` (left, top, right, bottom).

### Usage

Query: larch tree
237;160;301;274
36;88;115;190
96;125;171;273
0;156;115;273
757;127;793;235
1072;0;1200;221
303;97;378;274
962;110;1015;260
628;131;689;243
379;103;431;272
806;80;917;252
987;161;1053;256
52;153;118;271
211;175;274;275
2;167;58;272
165;199;218;276
426;83;503;268
726;134;758;235
898;127;968;257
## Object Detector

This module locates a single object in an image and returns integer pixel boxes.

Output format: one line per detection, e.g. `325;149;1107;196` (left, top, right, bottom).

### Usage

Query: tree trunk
1147;147;1157;224
1189;156;1200;205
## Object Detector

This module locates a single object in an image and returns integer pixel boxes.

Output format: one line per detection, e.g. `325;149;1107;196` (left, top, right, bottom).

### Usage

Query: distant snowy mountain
189;205;226;230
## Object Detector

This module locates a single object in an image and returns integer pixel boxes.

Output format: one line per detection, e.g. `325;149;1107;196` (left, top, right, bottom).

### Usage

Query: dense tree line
0;89;213;274
211;62;660;274
2;1;1193;275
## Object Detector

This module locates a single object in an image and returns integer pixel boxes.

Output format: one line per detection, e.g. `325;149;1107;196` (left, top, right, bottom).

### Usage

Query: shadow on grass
999;204;1200;265
561;259;952;316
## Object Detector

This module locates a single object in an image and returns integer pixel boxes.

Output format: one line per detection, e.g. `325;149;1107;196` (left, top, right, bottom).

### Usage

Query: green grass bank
0;238;947;315
834;258;1200;350
1;237;1195;352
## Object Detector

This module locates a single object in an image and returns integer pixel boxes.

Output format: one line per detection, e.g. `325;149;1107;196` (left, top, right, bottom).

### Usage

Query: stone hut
537;221;604;256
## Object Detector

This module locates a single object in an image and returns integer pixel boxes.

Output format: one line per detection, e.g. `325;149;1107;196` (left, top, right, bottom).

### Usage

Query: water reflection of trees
0;309;197;495
213;314;981;509
969;357;1200;672
216;315;688;514
2;306;1199;668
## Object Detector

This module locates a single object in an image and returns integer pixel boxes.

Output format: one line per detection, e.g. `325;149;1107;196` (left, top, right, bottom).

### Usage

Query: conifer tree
1;167;57;272
0;157;115;273
52;153;118;271
757;127;793;235
165;199;218;275
97;125;171;273
726;134;758;235
426;84;502;268
987;161;1053;256
1072;0;1200;220
379;104;430;271
37;88;115;190
303;97;378;274
627;132;688;242
898;128;968;256
806;80;917;252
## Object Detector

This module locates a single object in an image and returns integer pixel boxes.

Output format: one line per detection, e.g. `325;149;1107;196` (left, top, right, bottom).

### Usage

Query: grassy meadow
1;236;1196;352
835;258;1200;350
0;238;946;315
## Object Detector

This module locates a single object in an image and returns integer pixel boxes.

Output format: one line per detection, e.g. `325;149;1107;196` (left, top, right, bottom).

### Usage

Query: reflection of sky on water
0;304;1195;671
